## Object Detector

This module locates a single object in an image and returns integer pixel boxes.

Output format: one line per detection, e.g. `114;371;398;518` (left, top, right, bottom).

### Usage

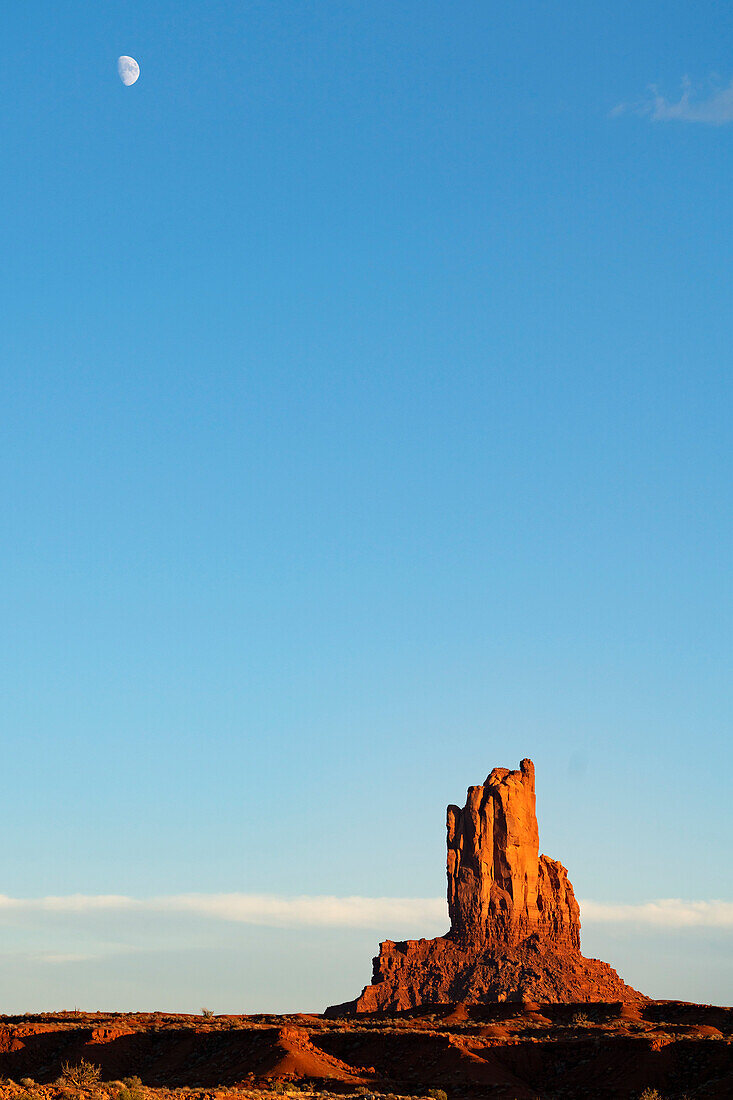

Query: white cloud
615;76;733;125
147;893;449;929
0;894;138;914
580;898;733;928
0;892;730;931
0;893;448;931
30;952;98;965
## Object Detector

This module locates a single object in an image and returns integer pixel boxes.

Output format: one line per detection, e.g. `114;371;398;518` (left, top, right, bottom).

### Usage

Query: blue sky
1;1;731;1010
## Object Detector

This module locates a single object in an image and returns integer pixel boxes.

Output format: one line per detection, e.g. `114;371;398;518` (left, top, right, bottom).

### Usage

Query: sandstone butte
329;758;646;1013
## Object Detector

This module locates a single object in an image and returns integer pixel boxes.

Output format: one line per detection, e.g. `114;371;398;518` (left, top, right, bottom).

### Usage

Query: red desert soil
0;1003;730;1099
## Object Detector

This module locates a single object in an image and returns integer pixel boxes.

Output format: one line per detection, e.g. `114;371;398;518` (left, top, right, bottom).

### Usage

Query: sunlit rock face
328;759;646;1013
447;759;580;951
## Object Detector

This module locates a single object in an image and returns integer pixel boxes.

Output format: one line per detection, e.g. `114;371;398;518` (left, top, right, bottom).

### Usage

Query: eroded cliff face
446;758;580;950
328;759;645;1013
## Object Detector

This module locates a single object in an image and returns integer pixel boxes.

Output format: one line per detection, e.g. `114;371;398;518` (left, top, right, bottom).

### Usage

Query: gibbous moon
117;56;140;86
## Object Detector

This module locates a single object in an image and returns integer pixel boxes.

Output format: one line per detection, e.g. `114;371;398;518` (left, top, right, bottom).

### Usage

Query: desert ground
0;1000;729;1100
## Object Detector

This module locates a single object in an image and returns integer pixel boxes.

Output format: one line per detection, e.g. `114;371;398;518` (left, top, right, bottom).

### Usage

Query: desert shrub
60;1059;102;1089
20;1079;35;1088
201;1007;214;1019
117;1079;145;1100
571;1012;591;1027
270;1082;286;1094
638;1090;663;1100
427;1089;448;1100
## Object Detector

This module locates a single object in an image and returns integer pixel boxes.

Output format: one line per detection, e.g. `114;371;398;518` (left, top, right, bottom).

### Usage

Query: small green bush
117;1080;146;1100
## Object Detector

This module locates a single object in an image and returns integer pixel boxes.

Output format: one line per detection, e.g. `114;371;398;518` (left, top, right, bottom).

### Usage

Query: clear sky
2;1;731;1011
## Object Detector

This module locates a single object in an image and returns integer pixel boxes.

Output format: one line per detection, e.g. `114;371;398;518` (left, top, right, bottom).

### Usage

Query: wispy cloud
614;76;733;125
0;893;731;931
29;952;100;965
0;893;448;931
581;898;733;928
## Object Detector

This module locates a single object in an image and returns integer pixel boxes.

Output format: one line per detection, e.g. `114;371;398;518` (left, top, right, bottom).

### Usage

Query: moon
117;56;140;86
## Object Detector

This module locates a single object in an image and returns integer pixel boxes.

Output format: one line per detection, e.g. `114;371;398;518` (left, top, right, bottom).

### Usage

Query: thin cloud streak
30;952;99;965
581;899;733;928
0;893;731;930
615;77;733;125
0;893;448;931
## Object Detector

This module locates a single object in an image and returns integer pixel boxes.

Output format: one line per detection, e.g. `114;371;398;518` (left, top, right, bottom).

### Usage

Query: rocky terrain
0;1003;729;1099
330;760;643;1013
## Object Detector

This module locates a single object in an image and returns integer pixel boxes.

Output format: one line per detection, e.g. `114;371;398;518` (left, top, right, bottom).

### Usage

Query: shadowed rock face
328;759;645;1012
447;758;580;950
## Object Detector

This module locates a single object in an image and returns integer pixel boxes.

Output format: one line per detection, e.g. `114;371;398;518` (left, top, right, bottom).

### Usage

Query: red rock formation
329;759;645;1012
447;759;580;950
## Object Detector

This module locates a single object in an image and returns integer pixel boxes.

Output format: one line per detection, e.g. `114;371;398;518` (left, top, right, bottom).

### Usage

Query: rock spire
447;758;580;950
328;759;645;1013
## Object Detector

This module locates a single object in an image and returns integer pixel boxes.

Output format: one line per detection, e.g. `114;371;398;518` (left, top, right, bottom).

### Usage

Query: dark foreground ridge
329;759;644;1013
0;1003;730;1099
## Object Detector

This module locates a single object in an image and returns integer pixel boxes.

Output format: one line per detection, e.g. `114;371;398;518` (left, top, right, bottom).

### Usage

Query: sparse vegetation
201;1008;215;1019
638;1090;663;1100
117;1085;142;1100
427;1090;447;1100
571;1011;591;1027
116;1076;145;1100
59;1058;102;1089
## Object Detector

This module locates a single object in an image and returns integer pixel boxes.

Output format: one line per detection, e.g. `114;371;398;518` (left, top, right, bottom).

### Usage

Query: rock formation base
332;933;643;1014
